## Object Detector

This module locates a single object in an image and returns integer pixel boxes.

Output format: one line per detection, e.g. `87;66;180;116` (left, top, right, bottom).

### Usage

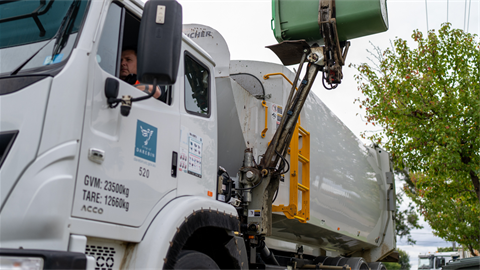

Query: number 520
139;167;149;178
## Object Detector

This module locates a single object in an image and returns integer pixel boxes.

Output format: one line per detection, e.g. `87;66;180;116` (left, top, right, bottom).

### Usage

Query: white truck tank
183;24;395;261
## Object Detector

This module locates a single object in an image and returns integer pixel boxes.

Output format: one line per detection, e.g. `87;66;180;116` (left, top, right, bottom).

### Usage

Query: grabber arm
318;0;350;89
239;44;324;237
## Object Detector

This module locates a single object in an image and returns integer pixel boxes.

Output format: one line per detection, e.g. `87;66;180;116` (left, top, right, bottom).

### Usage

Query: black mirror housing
137;0;182;86
105;78;120;108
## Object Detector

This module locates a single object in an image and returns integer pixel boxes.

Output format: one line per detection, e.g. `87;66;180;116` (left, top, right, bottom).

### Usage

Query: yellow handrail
298;154;309;163
263;73;298;90
261;100;268;138
298;183;309;192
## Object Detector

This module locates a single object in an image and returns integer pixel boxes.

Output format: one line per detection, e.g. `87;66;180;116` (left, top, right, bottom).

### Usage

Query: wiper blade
10;38;54;76
48;0;81;64
9;0;79;76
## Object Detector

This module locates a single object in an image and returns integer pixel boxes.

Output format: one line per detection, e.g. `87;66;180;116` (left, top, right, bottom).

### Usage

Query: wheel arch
164;209;246;269
125;196;247;270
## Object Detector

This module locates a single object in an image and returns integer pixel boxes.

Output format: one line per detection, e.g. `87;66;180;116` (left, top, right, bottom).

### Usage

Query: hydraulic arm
238;0;351;239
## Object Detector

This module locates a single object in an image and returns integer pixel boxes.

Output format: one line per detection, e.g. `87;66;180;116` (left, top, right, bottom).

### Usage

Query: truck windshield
0;0;89;76
419;257;434;269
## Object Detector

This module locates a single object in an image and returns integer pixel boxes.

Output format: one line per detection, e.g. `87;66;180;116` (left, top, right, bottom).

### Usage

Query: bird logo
140;125;154;146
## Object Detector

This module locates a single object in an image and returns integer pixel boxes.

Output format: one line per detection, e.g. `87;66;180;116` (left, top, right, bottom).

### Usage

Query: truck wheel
174;250;220;269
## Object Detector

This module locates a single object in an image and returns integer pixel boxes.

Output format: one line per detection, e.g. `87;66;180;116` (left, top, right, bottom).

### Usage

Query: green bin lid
272;0;389;44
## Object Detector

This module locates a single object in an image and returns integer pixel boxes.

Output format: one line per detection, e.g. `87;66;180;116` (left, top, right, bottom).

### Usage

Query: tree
406;172;479;255
394;169;423;245
384;248;411;270
352;23;480;254
437;247;455;252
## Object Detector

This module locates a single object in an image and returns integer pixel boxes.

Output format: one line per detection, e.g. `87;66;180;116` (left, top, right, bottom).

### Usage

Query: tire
346;257;370;270
173;250;220;270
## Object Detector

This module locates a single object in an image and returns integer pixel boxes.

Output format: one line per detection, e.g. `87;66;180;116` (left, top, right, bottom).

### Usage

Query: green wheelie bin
272;0;389;43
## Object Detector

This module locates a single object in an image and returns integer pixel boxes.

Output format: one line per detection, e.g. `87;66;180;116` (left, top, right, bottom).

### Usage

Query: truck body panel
186;24;395;259
0;78;51;209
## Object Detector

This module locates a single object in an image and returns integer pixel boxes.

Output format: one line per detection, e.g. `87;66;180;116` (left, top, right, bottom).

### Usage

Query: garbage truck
418;252;461;270
0;0;394;269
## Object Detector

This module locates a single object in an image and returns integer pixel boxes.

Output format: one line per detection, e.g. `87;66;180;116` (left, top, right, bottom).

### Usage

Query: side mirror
137;0;182;85
104;78;133;117
105;78;120;108
435;258;445;268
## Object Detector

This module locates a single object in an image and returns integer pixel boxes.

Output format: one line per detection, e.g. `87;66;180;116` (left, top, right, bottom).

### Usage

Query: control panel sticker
271;104;277;120
187;133;202;178
276;105;283;129
277;105;283;115
179;125;189;174
134;120;157;162
179;148;188;172
248;209;261;217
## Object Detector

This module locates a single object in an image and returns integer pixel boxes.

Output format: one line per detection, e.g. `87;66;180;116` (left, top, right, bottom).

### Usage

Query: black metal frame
0;0;56;37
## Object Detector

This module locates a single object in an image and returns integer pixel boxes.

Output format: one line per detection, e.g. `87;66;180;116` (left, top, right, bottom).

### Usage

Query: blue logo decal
135;120;157;162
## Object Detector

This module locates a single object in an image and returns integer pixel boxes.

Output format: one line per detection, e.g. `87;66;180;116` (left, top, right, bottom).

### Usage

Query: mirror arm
131;78;157;102
108;97;122;108
119;78;158;117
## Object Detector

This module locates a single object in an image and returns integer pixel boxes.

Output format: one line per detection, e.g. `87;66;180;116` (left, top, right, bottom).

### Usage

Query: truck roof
419;252;460;258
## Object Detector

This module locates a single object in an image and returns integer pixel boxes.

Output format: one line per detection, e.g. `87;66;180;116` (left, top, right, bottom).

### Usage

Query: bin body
272;0;389;43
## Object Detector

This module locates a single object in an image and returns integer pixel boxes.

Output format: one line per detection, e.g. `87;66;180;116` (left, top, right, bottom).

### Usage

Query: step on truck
0;0;396;269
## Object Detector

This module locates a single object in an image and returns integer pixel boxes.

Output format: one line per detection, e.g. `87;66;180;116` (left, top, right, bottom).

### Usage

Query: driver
120;48;161;99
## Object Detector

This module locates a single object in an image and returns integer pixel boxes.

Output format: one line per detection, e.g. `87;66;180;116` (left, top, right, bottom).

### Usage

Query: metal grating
85;245;116;270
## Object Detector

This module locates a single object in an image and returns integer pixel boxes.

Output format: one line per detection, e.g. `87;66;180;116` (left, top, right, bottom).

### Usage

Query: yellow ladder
263;72;310;223
272;119;310;223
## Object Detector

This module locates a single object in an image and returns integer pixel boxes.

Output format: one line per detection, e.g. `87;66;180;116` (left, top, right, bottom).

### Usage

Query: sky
174;0;479;269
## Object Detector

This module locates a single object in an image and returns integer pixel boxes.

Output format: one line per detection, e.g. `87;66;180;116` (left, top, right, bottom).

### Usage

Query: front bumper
0;248;86;270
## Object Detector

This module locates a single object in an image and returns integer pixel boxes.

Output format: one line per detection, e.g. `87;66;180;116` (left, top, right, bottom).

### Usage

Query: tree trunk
468;245;478;257
460;151;480;204
470;170;480;204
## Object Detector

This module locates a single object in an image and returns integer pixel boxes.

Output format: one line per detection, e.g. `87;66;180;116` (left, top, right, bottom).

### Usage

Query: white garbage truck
0;0;395;269
418;252;461;270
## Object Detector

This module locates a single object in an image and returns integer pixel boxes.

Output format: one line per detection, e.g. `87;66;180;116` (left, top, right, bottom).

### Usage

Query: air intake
0;130;18;169
85;245;116;270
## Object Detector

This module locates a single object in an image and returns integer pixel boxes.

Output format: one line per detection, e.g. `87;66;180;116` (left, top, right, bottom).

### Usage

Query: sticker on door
134;120;157;163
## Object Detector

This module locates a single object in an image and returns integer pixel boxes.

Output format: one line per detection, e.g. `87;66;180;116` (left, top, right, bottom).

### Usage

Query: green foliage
408;172;479;255
383;262;402;270
384;248;411;270
353;23;480;254
394;169;423;245
437;247;455;252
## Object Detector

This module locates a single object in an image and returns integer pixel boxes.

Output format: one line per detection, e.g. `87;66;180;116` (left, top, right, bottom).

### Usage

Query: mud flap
225;235;249;270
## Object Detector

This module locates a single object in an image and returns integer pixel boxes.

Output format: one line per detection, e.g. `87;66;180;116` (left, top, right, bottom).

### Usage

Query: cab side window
96;3;122;76
96;3;172;104
184;54;210;117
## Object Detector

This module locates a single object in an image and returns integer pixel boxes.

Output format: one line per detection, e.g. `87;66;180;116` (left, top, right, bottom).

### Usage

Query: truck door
71;2;180;227
176;47;218;198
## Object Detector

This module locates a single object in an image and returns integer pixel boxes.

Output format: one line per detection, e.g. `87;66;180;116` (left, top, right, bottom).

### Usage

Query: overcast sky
175;0;478;268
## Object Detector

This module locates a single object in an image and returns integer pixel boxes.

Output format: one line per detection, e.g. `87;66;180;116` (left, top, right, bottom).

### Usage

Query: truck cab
1;0;236;268
419;252;461;270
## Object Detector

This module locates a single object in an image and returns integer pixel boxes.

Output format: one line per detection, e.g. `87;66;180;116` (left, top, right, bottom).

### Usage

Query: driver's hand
136;84;161;99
